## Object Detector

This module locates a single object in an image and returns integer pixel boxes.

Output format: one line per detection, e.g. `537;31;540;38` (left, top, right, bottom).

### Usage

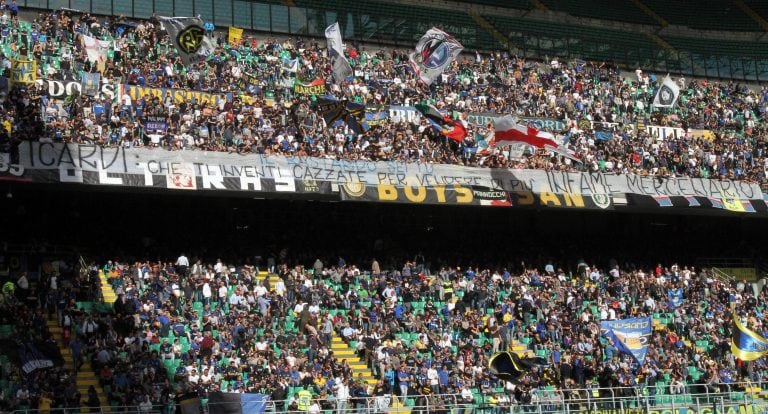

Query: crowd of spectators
1;4;768;413
2;249;767;413
1;6;768;187
0;257;107;413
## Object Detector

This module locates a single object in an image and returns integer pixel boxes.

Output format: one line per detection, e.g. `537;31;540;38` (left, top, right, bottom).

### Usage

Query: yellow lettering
171;90;183;104
378;185;398;201
454;185;473;203
514;191;534;205
563;193;584;207
433;184;447;203
404;185;426;203
539;191;561;206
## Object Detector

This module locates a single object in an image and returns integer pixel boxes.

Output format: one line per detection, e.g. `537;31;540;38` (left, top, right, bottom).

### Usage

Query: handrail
711;267;736;283
7;382;768;414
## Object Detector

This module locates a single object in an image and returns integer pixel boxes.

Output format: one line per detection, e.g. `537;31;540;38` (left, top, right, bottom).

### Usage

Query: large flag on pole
159;16;215;65
732;313;768;361
652;74;680;108
409;28;463;85
493;116;559;149
325;22;353;83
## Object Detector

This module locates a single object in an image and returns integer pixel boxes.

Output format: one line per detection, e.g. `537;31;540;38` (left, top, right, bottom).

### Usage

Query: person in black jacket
271;379;288;411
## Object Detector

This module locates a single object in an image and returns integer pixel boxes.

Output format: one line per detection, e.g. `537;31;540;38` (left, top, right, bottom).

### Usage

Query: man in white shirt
202;282;212;306
335;379;350;414
176;254;189;276
214;259;224;274
138;395;153;413
217;282;228;303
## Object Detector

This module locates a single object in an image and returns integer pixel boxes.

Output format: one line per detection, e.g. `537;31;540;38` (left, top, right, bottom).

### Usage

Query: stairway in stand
256;271;282;287
47;317;110;412
98;270;117;304
330;334;378;387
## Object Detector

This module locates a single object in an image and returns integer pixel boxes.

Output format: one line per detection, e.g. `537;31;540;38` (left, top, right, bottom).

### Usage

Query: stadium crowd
1;5;768;413
1;7;768;186
0;251;767;413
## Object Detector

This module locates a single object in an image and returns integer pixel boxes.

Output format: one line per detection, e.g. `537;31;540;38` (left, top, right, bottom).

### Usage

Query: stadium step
46;318;110;412
256;271;282;287
98;270;117;304
330;335;377;386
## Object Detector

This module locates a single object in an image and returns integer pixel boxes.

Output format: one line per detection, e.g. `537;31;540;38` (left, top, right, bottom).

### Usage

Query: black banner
0;339;64;374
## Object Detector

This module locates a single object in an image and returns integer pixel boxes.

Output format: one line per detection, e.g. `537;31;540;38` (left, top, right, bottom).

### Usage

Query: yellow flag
11;59;36;84
722;197;745;212
228;27;243;47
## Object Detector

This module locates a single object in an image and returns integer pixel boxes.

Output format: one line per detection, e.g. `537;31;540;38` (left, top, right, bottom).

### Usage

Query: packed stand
71;253;768;412
0;7;767;186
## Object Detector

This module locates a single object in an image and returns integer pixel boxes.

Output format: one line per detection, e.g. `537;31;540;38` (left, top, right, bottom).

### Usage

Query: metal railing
711;267;736;283
8;383;768;414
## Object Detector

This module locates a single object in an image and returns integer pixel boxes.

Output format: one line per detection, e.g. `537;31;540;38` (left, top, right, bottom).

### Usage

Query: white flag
80;34;110;64
158;16;214;65
409;28;463;85
652;75;680;108
325;22;353;83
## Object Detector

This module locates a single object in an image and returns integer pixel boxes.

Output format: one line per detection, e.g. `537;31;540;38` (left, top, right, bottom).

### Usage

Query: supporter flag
80;34;110;72
207;392;270;414
293;79;327;95
475;131;494;154
315;97;366;134
409;28;463;85
325;22;353;83
10;58;36;84
0;339;63;374
18;341;64;374
364;108;389;127
282;58;299;73
81;72;100;97
159;16;215;65
493;115;559;149
600;317;652;365
415;104;467;142
488;351;548;383
652;75;680;108
720;189;752;213
731;313;768;361
315;97;346;126
667;288;683;308
228;26;243;47
593;122;614;142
